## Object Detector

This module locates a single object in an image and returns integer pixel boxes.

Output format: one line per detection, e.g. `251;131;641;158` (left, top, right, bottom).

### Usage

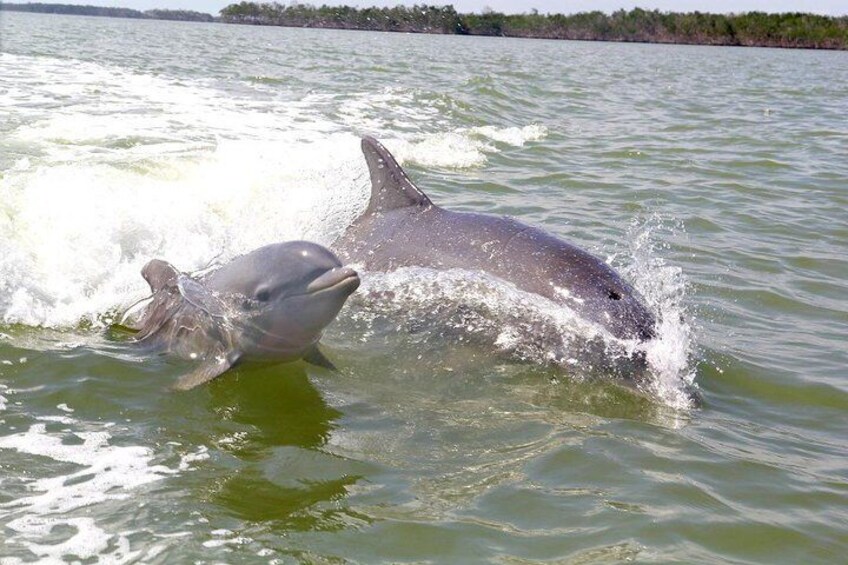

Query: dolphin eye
608;290;622;301
255;288;271;302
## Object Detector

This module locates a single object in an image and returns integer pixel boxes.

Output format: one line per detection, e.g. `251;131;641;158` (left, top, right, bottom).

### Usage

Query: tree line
219;3;848;50
3;2;846;49
1;3;215;22
220;2;462;33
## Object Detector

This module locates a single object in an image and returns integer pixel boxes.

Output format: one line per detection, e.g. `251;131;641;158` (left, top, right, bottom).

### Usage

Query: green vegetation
144;9;215;22
0;3;215;22
219;2;463;33
218;3;848;50
3;2;846;49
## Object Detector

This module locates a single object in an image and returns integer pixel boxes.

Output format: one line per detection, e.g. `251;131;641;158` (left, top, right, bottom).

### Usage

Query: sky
29;1;848;16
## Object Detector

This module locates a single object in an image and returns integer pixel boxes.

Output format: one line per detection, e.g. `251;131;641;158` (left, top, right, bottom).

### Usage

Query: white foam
0;423;172;505
0;136;369;328
1;53;335;163
351;266;609;365
336;86;547;169
35;415;76;425
622;216;699;409
348;219;698;411
2;53;549;329
6;517;118;563
470;124;549;146
0;414;207;563
379;124;548;170
389;133;493;168
178;444;210;471
337;87;453;132
1;52;697;408
202;529;253;549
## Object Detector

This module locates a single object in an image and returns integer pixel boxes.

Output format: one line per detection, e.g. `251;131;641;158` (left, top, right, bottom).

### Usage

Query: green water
1;12;846;563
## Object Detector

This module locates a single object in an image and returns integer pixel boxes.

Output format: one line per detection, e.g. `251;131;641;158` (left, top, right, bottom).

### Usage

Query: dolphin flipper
361;136;432;215
303;345;337;371
173;351;242;391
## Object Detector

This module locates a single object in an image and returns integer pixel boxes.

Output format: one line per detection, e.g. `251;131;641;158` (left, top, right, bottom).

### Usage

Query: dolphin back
337;136;658;343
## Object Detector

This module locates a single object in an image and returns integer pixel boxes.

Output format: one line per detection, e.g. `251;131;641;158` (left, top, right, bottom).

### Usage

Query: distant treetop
2;2;846;49
217;3;848;49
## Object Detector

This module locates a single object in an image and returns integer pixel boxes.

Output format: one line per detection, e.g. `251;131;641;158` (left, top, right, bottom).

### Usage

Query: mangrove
0;3;215;22
2;2;846;50
217;3;848;50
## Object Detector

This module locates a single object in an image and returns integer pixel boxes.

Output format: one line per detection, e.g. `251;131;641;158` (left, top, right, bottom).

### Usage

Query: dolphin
333;137;655;343
125;241;360;390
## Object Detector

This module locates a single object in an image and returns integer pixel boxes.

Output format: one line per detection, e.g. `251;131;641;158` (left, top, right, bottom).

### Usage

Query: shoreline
3;3;847;51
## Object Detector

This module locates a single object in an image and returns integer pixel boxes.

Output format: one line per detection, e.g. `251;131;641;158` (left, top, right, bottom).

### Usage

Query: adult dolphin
333;137;655;343
124;241;360;390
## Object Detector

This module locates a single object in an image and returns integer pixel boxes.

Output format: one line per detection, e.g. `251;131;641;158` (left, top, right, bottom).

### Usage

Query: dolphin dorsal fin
141;259;179;293
361;136;432;215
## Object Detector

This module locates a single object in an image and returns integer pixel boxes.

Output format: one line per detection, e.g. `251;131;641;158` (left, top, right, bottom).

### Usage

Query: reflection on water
203;366;370;530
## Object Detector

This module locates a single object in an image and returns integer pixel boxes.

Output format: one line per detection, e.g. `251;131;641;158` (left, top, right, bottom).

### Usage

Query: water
1;12;846;563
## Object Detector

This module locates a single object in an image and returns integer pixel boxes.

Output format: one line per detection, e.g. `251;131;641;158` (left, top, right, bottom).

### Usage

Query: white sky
21;1;848;16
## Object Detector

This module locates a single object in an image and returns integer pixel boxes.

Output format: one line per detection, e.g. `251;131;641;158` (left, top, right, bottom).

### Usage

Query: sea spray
621;216;698;409
341;247;696;411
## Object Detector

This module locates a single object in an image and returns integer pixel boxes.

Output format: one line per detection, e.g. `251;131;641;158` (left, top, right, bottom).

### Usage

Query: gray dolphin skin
128;241;360;390
333;137;656;342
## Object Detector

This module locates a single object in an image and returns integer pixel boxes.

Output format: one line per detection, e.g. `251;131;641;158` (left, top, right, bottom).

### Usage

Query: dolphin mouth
306;266;360;295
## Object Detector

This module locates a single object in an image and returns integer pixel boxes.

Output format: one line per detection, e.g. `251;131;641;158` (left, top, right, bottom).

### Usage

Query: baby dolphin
126;241;360;390
333;137;655;342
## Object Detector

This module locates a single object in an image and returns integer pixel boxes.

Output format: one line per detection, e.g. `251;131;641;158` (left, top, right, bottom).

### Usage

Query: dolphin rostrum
125;241;360;390
333;137;655;343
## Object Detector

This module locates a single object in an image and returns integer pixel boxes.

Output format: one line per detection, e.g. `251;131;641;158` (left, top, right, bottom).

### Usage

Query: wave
0;398;207;562
0;52;694;409
333;217;697;410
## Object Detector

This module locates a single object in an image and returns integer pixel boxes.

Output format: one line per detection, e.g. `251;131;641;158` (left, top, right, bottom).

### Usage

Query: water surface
1;12;847;563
